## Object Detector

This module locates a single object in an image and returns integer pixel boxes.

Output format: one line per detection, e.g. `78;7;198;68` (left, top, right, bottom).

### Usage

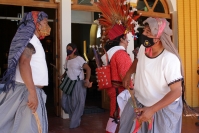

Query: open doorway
71;23;102;110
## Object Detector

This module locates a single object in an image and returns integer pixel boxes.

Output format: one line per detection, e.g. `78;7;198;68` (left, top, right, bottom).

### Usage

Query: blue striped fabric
0;84;4;94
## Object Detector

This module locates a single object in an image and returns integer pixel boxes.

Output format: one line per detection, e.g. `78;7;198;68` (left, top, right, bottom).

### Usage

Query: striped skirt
0;82;48;133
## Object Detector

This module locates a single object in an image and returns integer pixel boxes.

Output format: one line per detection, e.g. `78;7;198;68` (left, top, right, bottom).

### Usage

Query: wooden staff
127;87;138;109
33;112;42;133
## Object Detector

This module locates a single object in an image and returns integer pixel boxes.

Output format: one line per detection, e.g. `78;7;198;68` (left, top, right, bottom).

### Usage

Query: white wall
167;0;176;12
166;0;178;48
172;1;176;11
60;0;71;119
127;33;135;61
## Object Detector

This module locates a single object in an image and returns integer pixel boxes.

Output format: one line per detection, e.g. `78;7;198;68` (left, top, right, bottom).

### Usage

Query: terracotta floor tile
48;109;199;133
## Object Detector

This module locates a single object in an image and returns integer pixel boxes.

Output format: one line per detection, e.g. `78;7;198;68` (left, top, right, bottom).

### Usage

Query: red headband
108;24;126;40
32;11;39;25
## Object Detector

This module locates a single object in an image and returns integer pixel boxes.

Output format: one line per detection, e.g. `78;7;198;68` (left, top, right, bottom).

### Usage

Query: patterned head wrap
1;11;48;92
143;17;184;76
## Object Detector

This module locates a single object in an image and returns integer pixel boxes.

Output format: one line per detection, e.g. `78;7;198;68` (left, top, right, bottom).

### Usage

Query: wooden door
53;7;61;116
101;89;110;109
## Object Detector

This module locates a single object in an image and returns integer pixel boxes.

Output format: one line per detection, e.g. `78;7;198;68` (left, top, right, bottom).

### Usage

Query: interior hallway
48;107;199;133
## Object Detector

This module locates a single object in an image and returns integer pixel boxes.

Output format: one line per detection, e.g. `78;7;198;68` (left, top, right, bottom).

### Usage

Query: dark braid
104;34;125;51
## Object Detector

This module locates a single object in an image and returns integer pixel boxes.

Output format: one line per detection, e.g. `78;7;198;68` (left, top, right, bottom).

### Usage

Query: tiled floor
45;86;199;133
48;108;199;133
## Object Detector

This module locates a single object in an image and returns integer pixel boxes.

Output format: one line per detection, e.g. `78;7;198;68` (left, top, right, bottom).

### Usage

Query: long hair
104;34;125;51
67;43;79;55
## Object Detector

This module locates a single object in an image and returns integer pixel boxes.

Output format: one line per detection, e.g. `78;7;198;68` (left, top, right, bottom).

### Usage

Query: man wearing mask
0;11;50;133
119;17;184;133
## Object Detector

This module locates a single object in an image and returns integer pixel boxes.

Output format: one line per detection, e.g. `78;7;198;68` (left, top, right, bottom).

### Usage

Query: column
60;0;71;119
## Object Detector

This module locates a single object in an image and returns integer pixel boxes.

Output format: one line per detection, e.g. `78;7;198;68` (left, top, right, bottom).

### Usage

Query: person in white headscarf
119;17;184;133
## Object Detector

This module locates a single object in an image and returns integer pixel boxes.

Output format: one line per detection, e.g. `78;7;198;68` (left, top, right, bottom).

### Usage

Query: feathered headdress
95;0;140;42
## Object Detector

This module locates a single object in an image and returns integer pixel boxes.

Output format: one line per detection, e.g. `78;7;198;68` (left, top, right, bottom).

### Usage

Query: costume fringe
182;81;199;117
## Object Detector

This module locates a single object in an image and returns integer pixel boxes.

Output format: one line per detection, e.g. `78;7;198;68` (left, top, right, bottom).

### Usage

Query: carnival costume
95;0;140;132
0;11;49;133
118;17;194;133
105;46;133;133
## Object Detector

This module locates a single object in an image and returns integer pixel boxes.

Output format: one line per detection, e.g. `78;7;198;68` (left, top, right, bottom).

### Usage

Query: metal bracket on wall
56;55;59;58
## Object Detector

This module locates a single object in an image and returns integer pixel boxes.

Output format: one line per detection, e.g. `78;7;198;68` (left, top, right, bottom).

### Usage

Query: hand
27;90;38;113
122;73;131;88
58;75;64;80
136;107;155;122
84;79;93;88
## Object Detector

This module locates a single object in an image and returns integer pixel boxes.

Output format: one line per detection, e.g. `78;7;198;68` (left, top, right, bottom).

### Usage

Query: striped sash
59;75;77;95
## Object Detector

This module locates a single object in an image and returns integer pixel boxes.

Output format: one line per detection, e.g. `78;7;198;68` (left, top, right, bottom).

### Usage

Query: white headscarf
143;17;184;77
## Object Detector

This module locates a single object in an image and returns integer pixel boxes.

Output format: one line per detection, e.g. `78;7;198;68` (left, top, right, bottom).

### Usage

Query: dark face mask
140;34;155;48
67;49;73;56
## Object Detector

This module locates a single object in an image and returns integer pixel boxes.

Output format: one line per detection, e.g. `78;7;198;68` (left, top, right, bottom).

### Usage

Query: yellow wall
177;0;199;107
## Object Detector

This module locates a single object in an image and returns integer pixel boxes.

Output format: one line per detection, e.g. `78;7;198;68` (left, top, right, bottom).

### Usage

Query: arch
135;0;178;47
137;0;171;19
160;0;169;13
165;0;175;12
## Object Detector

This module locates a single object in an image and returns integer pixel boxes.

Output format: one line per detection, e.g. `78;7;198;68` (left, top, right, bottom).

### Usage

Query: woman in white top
60;43;92;128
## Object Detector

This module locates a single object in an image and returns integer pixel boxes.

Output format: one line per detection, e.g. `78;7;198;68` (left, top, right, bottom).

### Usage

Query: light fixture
90;0;94;4
34;0;50;1
128;0;138;7
54;0;60;3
